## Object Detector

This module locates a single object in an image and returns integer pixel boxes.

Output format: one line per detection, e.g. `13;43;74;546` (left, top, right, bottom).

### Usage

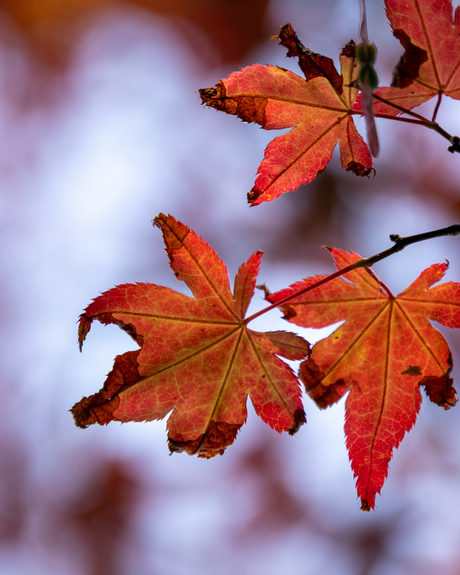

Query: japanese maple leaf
72;214;308;457
267;248;459;510
366;0;460;117
199;24;372;206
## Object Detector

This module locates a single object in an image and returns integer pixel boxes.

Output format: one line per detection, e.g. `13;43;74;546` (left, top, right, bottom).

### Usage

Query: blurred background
2;0;460;573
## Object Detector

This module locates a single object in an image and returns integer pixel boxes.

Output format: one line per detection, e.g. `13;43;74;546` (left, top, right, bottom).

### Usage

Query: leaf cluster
74;0;460;510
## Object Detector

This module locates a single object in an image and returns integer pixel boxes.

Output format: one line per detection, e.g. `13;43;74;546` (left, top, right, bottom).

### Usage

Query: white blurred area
2;1;460;574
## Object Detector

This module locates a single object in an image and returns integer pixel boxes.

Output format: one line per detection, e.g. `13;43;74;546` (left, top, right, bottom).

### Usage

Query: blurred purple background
2;0;460;573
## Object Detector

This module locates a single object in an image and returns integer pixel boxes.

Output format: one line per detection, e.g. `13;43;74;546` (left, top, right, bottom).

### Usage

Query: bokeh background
2;0;460;573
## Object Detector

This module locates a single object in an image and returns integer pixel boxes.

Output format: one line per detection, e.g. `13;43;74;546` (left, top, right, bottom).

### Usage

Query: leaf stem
373;114;430;126
432;92;443;123
369;92;460;153
371;93;428;122
244;224;460;325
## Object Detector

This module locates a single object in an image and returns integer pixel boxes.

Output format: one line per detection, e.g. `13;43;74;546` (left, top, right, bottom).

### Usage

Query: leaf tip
360;499;372;512
287;408;306;435
71;393;120;429
277;22;303;58
341;40;356;58
277;22;343;93
247;187;264;205
78;314;92;352
346;162;375;178
200;79;268;126
153;213;190;263
198;81;227;109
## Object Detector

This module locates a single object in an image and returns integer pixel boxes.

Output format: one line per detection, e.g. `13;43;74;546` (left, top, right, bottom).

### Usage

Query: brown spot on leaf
287;408;306;435
119;321;139;343
277;23;343;94
79;312;141;351
168;420;241;458
299;358;351;408
281;305;297;321
401;365;422;376
199;81;267;125
346;162;375;177
419;354;457;409
71;350;142;428
247;186;264;205
391;29;428;88
299;358;324;391
361;499;371;512
341;40;356;59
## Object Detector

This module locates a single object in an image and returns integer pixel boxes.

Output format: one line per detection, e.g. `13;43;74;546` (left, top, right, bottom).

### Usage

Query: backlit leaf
365;0;460;116
200;24;373;205
72;214;308;457
267;248;460;509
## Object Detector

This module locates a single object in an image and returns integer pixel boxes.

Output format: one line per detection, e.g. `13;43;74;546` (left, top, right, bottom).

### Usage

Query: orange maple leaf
72;214;308;457
200;24;372;206
267;247;460;510
363;0;460;117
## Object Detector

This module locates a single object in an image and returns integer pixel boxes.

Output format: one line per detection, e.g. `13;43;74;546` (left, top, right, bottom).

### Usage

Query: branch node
448;136;460;154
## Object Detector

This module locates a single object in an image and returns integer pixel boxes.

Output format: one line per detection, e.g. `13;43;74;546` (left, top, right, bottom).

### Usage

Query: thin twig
372;114;429;126
244;224;460;325
372;92;429;122
370;92;460;153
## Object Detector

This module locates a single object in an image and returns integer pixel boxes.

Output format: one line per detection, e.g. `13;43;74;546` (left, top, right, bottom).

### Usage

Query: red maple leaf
365;0;460;117
200;24;372;205
72;214;308;457
267;248;459;510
